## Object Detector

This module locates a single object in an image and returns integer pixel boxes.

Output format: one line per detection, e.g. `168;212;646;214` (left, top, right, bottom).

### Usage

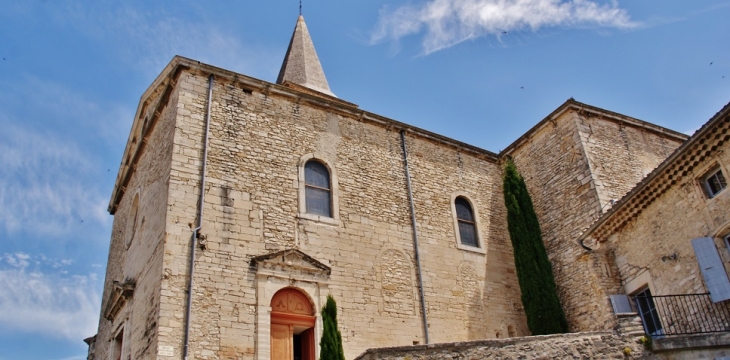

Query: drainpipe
400;130;430;345
183;74;214;360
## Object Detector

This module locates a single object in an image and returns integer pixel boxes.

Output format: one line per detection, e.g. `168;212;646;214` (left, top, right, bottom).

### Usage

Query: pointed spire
276;15;336;97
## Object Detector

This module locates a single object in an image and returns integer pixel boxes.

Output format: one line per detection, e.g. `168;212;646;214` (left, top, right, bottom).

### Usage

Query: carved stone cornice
103;279;136;321
251;249;331;282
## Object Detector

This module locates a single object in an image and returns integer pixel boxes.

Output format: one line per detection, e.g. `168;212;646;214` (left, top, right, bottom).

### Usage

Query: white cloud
0;124;109;236
3;253;30;269
371;0;638;54
0;73;124;238
0;257;100;340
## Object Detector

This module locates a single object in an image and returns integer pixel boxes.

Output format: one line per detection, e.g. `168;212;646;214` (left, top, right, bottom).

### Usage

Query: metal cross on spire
299;0;302;15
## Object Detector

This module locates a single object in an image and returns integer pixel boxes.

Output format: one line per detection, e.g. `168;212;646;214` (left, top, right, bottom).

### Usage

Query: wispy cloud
0;74;124;237
0;253;100;340
0;124;109;236
371;0;637;54
0;76;133;148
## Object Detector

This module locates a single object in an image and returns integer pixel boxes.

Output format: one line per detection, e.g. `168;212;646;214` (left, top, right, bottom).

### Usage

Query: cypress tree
319;295;345;360
502;158;569;335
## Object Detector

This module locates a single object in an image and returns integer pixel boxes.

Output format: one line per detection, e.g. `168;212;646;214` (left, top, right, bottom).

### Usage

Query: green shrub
319;295;345;360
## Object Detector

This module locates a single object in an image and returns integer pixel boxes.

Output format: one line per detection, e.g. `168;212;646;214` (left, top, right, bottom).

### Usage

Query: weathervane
299;0;302;15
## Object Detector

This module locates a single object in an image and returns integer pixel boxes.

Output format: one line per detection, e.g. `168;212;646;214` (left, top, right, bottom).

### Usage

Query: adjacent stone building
578;102;730;350
88;15;730;360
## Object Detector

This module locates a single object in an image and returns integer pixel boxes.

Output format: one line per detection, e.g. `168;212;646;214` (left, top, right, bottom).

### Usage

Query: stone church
86;15;730;360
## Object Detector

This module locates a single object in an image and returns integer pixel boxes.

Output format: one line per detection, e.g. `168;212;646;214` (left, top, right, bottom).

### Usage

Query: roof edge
578;100;730;243
108;56;189;213
108;56;502;212
173;57;500;160
500;98;688;156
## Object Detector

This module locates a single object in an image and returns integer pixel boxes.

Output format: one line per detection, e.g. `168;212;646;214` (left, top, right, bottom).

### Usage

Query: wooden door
300;328;315;360
271;324;291;360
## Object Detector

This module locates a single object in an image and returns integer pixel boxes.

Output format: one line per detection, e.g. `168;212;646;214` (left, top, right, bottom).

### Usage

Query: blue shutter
609;294;633;314
692;237;730;303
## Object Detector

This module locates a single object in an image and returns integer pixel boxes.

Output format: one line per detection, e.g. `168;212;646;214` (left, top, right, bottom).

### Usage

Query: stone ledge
653;332;730;352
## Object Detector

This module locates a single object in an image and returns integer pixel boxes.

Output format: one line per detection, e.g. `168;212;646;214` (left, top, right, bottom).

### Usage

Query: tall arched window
455;197;478;247
125;193;139;250
304;161;332;217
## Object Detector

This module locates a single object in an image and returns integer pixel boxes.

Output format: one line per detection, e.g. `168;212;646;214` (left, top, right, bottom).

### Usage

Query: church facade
87;15;730;360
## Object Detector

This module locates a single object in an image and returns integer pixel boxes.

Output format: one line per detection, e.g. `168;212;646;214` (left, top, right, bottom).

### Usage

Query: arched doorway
270;288;316;360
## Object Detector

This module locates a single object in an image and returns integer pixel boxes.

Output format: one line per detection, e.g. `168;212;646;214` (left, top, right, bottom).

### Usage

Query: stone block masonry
505;107;685;333
355;331;655;360
154;67;528;359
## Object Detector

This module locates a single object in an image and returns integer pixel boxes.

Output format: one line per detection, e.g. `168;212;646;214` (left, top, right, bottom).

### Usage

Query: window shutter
609;294;634;314
692;237;730;303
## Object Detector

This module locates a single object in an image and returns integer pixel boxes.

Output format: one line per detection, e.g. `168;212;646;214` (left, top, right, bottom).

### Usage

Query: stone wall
506;109;684;332
355;317;730;360
152;68;528;360
579;112;681;211
93;78;177;359
354;331;654;360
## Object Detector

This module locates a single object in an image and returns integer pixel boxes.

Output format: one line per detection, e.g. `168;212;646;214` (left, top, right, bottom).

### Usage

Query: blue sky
0;1;728;359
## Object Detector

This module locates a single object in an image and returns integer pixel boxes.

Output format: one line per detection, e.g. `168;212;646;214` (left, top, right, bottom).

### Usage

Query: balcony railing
633;293;730;338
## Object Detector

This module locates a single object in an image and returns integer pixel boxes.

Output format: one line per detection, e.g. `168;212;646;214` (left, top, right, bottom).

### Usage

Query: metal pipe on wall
183;74;214;360
400;129;430;345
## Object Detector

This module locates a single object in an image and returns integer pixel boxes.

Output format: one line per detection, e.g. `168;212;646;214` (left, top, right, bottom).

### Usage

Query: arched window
304;161;332;217
125;193;139;250
455;197;478;247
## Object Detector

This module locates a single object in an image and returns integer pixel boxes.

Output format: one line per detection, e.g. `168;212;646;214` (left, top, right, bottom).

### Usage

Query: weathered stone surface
86;62;529;360
505;108;685;333
355;332;656;360
94;74;179;359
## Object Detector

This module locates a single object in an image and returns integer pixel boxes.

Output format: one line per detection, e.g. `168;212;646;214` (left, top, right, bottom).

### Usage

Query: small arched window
125;193;139;250
455;197;478;247
304;161;332;217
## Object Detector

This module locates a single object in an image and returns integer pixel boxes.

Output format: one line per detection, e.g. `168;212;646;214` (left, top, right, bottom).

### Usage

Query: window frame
298;154;340;226
304;161;332;217
450;192;486;254
111;325;125;360
701;166;727;199
632;287;664;338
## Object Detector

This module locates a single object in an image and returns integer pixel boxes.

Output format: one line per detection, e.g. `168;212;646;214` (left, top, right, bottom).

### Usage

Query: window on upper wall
125;193;139;250
304;160;332;217
455;197;478;247
702;167;727;198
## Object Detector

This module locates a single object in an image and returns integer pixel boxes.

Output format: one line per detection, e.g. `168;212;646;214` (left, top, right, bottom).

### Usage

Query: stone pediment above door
251;249;331;281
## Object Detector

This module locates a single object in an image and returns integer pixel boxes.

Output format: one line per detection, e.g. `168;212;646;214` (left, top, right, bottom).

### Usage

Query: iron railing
633;293;730;338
